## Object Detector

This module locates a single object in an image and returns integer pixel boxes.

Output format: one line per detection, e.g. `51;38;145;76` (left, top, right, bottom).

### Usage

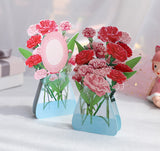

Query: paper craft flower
92;42;107;58
107;69;126;84
27;24;38;36
114;63;133;72
36;20;58;35
68;56;76;65
119;32;131;44
60;21;72;31
75;50;94;65
89;58;107;69
78;65;94;76
98;26;122;43
107;42;127;62
34;69;47;80
82;27;96;38
72;73;82;82
93;67;111;77
25;54;42;67
27;35;41;49
116;41;132;57
83;73;111;97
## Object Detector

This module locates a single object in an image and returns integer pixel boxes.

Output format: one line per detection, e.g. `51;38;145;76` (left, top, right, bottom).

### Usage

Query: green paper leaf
49;83;59;93
126;56;141;69
92;95;103;105
60;76;69;91
123;71;137;79
67;33;79;59
19;48;32;59
75;81;89;104
75;40;85;52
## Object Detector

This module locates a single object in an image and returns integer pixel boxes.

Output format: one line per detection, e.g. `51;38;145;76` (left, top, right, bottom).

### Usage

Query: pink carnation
83;73;111;97
32;47;42;55
68;56;76;65
72;73;82;82
78;65;94;76
92;42;107;58
27;24;39;36
82;27;96;38
60;21;72;31
89;59;107;69
49;74;58;81
34;69;47;80
36;20;58;35
93;67;111;77
119;32;131;44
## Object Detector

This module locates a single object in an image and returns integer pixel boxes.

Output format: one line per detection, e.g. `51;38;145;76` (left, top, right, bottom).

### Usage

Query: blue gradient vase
72;86;121;136
33;73;76;119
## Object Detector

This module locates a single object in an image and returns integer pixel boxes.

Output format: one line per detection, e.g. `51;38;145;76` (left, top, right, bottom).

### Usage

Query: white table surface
0;76;160;151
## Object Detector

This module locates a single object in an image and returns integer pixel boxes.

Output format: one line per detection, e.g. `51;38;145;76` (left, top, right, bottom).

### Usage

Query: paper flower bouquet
72;26;141;135
19;20;78;118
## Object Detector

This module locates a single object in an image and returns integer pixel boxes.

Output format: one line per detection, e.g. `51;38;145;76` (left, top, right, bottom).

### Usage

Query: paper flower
89;58;107;69
114;63;133;72
75;50;94;65
60;21;72;31
82;27;96;38
36;20;58;35
68;56;76;65
98;26;122;43
92;42;107;58
27;24;39;36
27;35;41;49
83;73;111;97
107;43;127;62
119;32;131;44
72;73;82;82
107;69;126;84
116;41;132;57
25;54;42;67
49;74;58;81
78;65;94;76
34;69;47;80
93;67;111;77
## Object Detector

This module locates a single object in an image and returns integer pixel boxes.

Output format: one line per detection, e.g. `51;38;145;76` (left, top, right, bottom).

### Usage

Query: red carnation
117;41;132;57
36;20;58;35
114;63;133;72
75;50;94;65
27;35;41;49
107;69;126;84
98;26;122;43
25;54;42;68
107;43;127;62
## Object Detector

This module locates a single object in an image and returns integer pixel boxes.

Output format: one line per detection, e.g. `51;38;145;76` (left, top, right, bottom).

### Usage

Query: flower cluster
23;19;72;80
72;26;137;97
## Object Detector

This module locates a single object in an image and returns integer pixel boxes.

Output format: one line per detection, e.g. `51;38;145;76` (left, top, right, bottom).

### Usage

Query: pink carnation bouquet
19;19;78;111
72;26;141;135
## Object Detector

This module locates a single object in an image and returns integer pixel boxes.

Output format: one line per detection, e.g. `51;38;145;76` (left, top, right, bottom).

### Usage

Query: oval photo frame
41;32;68;73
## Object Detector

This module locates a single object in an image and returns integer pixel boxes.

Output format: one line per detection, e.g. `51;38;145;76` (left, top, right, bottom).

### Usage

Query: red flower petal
117;41;132;57
107;69;126;84
114;63;133;72
107;43;127;62
27;35;41;49
75;50;94;65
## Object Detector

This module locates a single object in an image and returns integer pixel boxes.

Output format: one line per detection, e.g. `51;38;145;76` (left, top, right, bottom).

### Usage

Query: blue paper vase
72;87;121;136
33;73;76;119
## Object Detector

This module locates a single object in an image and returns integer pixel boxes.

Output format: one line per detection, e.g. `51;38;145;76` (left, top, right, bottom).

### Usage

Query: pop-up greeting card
19;20;78;119
71;26;141;135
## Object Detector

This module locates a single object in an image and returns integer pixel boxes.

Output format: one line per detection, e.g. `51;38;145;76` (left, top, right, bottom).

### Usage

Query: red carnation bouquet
72;26;141;131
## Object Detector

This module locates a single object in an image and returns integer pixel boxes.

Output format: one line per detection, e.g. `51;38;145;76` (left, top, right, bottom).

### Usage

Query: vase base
72;114;119;136
35;99;76;119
